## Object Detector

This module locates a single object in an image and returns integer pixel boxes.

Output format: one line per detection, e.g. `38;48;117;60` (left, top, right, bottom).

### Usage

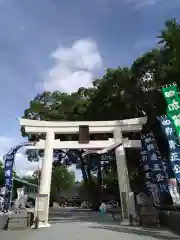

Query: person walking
99;201;106;216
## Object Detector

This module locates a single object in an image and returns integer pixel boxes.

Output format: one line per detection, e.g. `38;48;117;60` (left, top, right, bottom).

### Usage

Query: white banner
168;179;180;205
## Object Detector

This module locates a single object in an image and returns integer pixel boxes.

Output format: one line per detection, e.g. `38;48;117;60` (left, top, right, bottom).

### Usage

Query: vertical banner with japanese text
140;146;152;194
161;85;180;138
141;133;170;202
158;115;180;183
3;142;35;210
141;136;161;204
140;144;161;204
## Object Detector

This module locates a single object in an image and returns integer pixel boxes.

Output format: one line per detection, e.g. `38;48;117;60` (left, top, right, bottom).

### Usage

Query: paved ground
0;208;179;240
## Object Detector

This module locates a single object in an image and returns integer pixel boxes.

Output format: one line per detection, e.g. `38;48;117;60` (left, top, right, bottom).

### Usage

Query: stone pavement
0;220;179;240
0;208;179;240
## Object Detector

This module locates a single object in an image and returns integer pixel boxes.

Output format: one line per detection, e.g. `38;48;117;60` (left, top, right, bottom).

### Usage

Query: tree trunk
97;164;103;201
86;157;100;211
79;154;88;184
97;164;102;186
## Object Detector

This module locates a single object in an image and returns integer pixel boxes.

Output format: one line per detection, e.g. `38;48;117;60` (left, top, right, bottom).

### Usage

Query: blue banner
141;133;169;200
3;142;35;210
140;146;152;194
158;115;180;183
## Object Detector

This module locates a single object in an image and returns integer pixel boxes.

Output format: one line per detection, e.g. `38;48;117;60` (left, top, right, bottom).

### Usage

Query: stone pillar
113;127;131;221
38;130;54;225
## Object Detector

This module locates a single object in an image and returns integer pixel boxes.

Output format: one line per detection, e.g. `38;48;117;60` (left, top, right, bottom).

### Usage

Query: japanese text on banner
141;134;169;197
158;115;180;183
162;85;180;138
140;145;152;193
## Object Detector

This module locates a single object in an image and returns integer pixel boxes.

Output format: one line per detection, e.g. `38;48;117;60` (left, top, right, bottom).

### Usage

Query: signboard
158;115;180;183
35;194;48;211
161;84;180;138
141;133;170;202
79;125;89;143
8;209;28;229
34;194;49;222
140;145;153;194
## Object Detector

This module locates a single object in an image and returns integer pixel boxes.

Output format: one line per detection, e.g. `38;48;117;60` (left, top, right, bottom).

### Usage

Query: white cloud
0;136;40;177
39;39;102;93
14;152;41;177
128;0;161;8
0;136;16;157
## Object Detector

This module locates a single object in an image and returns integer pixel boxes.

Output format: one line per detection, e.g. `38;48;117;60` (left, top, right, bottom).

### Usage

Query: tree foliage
51;165;75;195
21;19;180;203
23;166;75;188
22;165;75;203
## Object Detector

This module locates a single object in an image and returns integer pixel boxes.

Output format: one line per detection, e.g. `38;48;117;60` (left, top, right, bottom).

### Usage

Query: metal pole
34;152;40;229
101;163;103;200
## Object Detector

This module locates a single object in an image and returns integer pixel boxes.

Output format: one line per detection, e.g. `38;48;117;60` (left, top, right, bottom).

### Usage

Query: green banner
161;85;180;138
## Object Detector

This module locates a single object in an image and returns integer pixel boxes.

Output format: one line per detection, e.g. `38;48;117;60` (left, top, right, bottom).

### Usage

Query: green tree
21;19;180;206
78;167;119;202
132;19;180;88
22;165;75;203
50;165;75;203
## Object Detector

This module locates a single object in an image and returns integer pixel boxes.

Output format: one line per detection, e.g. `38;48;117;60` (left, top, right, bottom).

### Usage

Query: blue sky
0;0;180;179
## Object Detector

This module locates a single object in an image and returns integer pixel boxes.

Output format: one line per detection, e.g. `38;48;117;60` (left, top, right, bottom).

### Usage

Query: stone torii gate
20;117;146;227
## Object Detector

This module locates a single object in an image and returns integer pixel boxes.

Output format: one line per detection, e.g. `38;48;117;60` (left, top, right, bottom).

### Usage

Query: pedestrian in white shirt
99;202;106;216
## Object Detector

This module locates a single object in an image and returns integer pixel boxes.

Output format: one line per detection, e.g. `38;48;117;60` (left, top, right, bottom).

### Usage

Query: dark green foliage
20;19;180;203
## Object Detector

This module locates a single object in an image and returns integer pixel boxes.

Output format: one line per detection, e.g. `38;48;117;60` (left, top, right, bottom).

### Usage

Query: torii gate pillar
38;130;54;226
114;127;133;221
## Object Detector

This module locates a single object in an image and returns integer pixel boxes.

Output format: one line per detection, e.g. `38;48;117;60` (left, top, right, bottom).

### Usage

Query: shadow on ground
49;209;179;240
89;225;179;240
